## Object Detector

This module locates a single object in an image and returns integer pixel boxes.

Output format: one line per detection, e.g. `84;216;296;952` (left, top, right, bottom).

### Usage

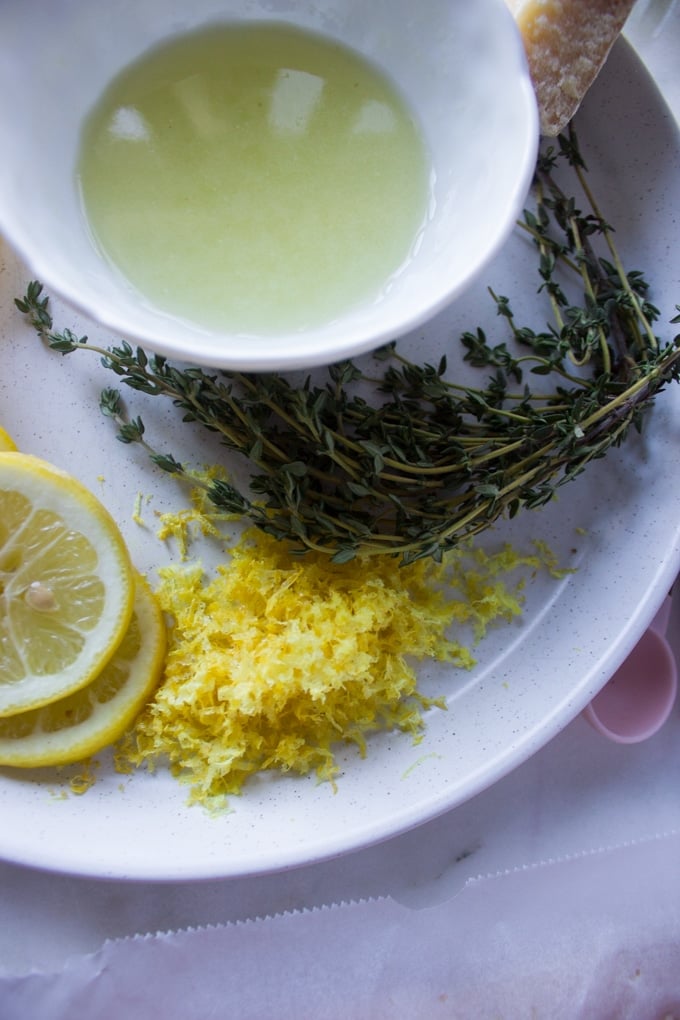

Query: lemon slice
0;427;17;452
0;574;165;767
0;452;134;716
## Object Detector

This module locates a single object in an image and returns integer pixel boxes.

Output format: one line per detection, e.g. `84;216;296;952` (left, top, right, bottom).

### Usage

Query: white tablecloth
1;4;679;1016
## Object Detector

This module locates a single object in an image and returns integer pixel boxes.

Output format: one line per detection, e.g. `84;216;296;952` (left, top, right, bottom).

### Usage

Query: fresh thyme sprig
16;126;680;564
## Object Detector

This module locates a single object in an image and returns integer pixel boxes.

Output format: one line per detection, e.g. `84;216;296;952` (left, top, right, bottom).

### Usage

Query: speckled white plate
0;39;679;881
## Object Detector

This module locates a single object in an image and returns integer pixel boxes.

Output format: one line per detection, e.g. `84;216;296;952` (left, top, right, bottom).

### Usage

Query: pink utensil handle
583;596;677;744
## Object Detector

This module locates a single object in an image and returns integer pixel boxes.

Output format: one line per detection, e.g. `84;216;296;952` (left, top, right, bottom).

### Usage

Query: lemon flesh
0;427;17;453
0;452;134;715
0;575;165;767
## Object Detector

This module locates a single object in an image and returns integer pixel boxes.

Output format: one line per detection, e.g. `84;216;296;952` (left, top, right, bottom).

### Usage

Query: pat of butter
505;0;636;135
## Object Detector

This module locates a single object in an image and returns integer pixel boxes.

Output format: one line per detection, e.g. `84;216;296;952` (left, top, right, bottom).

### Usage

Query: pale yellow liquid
77;22;430;336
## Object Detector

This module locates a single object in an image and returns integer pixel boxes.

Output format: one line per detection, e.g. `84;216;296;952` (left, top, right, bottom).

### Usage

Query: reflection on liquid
109;67;399;151
173;72;230;139
108;105;150;142
269;68;324;135
352;99;397;134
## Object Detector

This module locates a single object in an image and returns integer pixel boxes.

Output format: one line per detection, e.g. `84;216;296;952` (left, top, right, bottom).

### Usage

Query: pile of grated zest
121;528;550;806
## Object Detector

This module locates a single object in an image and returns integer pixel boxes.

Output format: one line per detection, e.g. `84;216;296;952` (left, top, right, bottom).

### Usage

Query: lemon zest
122;527;557;806
156;466;236;560
132;491;147;527
68;760;98;795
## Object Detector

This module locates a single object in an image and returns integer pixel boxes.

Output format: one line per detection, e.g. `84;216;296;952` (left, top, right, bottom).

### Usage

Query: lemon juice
77;21;430;336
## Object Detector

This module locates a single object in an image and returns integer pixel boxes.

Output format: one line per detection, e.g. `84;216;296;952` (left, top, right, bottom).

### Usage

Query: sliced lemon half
0;452;135;716
0;574;165;767
0;427;17;452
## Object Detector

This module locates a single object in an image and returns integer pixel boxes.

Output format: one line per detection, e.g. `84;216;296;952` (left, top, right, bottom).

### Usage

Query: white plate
1;40;679;881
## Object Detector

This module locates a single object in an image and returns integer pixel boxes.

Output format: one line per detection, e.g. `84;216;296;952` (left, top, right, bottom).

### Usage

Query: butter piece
505;0;636;135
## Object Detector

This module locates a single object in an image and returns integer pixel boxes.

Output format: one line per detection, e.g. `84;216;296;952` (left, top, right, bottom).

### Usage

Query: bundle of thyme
17;127;680;564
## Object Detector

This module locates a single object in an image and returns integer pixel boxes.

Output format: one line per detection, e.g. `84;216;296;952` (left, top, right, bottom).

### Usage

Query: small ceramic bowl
0;0;538;371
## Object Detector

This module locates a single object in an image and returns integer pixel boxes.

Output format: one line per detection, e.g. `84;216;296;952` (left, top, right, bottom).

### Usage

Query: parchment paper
2;831;679;1019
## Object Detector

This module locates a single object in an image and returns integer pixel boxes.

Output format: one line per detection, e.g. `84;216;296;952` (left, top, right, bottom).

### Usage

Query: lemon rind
0;575;165;767
0;427;17;453
0;451;135;715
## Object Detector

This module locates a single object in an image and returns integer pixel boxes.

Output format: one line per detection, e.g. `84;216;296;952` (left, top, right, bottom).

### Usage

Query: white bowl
0;0;538;371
